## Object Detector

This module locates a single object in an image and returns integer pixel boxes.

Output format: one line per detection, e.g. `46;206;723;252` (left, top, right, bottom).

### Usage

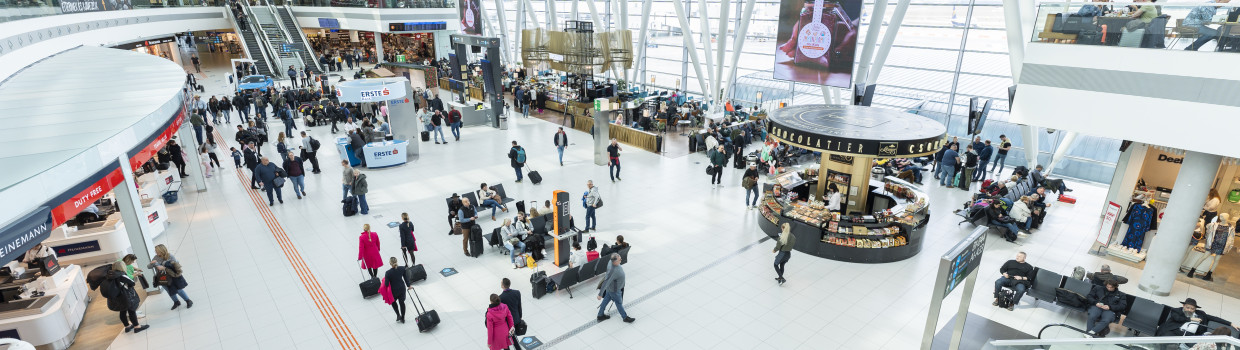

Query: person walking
485;294;515;350
299;131;321;173
383;257;411;323
219;95;233;124
357;224;382;279
280;106;296;138
102;262;149;333
208;96;221;125
596;253;634;323
234;91;250;124
147;244;194;310
398;213;417;265
554;127;568;166
743;163;760;209
709;145;726;187
991;134;1011;176
244;142;261;189
283;151;307;199
287;66;299;88
351;168;370;215
254;92;268;121
448;106;462;141
254;157;285;206
191;54;202;73
772;223;796;285
499;278;522;348
583;181;600;232
508;141;526;183
607;139;622;181
431;109;447;144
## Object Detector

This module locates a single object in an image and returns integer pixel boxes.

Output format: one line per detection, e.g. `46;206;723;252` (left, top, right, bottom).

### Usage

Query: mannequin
1120;195;1159;252
1189;213;1234;281
1180;218;1209;273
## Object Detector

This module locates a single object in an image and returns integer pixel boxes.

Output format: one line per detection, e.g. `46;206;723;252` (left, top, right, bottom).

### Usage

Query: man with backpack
300;131;321;173
508;141;526;183
101;263;149;333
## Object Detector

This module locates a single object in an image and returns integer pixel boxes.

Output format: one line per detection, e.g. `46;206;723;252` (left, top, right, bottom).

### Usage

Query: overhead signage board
771;0;861;88
61;0;131;14
0;207;52;264
318;18;340;28
112;36;176;50
334;78;407;103
388;22;447;32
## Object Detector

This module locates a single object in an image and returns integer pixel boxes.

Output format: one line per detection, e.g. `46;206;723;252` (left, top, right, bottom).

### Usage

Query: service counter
336;137;410;168
44;214;131;267
758;177;930;263
0;265;88;350
445;100;493;127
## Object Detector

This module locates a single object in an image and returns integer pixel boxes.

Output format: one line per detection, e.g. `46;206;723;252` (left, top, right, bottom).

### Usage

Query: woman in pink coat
485;294;514;350
357;224;382;279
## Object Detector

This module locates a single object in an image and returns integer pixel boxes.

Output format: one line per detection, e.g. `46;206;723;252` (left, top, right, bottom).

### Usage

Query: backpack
996;288;1016;309
1055;288;1088;308
309;137;321;151
99;277;120;299
516;147;526;164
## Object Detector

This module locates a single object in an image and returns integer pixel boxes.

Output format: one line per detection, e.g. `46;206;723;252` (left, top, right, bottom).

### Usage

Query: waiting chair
1027;268;1064;305
595;255;609;276
557;266;580;298
1123;297;1169;336
618;247;631;265
578;259;599;281
1061;278;1095;312
1170;19;1201;49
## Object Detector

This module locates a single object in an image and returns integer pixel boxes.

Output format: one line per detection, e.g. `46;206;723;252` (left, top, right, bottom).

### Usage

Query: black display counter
758;177;930;263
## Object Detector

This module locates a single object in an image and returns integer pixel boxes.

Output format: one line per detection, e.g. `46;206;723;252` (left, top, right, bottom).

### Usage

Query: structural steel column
695;0;718;105
584;0;604;30
177;126;207;192
1021;125;1040;169
865;0;911;87
632;0;655;83
547;0;559;30
855;0;888;86
1045;131;1077;176
722;0;757;100
1002;0;1026;81
114;155;157;291
1139;151;1222;296
714;0;731;101
671;0;710;96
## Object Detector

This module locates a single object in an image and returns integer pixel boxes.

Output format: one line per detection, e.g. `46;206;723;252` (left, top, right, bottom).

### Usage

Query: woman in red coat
485;294;514;350
357;224;382;278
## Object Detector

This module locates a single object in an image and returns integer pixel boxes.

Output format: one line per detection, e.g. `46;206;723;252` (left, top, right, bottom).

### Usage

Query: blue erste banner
60;0;132;14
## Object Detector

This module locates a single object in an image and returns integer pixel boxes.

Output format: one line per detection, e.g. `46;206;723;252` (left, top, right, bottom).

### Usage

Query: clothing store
1102;142;1240;283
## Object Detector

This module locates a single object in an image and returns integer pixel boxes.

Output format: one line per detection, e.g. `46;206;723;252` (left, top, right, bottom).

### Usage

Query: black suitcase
530;273;548;299
421;131;430;142
342;196;359;217
358;263;380;298
470;239;484;257
528;170;542;184
410;286;439;332
515;201;527;215
406;264;427;283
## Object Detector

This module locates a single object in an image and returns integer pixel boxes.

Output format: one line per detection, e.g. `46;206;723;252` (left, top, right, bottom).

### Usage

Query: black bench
548;246;630;298
451;183;516;213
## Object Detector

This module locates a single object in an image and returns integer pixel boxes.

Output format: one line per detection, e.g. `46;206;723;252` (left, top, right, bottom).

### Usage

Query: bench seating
446;183;516;214
549;246;630;298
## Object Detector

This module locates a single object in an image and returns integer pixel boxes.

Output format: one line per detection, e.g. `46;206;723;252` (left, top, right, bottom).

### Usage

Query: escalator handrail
243;1;284;78
1038;323;1093;339
278;4;324;73
226;5;275;76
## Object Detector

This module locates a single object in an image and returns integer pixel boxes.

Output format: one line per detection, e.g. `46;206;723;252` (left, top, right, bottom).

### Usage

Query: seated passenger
501;218;528;269
1087;264;1129;286
993;252;1034;311
568;242;587;268
477;183;509;221
1157;298;1238;336
1031;165;1073;194
1084;280;1127;337
1183;0;1231;51
986;201;1021;242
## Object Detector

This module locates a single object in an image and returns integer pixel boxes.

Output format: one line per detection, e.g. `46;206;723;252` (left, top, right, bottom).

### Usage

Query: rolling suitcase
421;131;430;142
358;262;380;299
530;271;548;299
469;224;484;257
410;286;439;332
1057;194;1077;204
528;170;542;184
406;264;427;283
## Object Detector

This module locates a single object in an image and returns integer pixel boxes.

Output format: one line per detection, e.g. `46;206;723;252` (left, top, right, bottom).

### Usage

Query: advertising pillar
114;154;158;291
552;190;571;267
386;79;421;156
592;103;611;166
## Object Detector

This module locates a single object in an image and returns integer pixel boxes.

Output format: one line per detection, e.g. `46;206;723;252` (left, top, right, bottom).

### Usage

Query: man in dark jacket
994;252;1033;310
447;106;462;141
553;127;568;165
1088;265;1129;286
234;91;250;124
1084;280;1127;336
709;145;727;186
431;110;446;144
254;157;284;206
508;141;525;183
1157;298;1237;336
244;143;260;189
349;130;367;167
975;140;993;182
167;140;188;178
986;201;1020;242
499;278;522;345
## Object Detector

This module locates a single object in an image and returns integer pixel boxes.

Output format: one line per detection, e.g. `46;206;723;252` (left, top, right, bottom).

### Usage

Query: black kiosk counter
757;104;945;263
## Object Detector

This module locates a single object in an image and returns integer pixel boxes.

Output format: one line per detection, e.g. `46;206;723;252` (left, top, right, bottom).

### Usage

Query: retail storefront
756;104;944;263
113;36;180;65
1103;142;1240;279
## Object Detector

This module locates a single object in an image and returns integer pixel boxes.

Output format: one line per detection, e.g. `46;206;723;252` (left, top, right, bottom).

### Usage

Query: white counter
44;214;133;267
0;265;88;350
362;140;409;168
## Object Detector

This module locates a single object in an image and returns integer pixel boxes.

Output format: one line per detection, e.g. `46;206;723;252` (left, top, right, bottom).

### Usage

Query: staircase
274;6;322;75
228;6;274;77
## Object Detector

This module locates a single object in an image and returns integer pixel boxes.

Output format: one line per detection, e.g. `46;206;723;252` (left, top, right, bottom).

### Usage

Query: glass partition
1032;2;1240;52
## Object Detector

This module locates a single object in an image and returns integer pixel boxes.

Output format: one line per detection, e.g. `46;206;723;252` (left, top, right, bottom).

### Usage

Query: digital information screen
942;227;986;297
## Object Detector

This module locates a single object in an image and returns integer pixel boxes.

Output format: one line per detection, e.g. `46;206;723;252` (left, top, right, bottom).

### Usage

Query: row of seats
549;246;631;298
444;183;515;215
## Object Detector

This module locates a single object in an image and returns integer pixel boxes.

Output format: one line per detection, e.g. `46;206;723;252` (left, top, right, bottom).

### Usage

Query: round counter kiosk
757;104;946;263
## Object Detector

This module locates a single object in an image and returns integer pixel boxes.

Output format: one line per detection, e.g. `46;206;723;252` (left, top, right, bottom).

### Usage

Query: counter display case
758;177;930;263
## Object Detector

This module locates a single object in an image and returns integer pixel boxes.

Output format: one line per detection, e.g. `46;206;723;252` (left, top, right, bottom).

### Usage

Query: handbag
594;197;603;208
706;166;716;176
742;176;756;189
274;176;286;188
514;320;528;336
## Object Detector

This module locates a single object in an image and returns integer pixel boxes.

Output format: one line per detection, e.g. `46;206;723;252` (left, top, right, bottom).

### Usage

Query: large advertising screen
458;0;482;35
772;0;861;88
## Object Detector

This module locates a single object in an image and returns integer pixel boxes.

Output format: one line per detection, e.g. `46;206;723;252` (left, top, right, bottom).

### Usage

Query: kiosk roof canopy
767;104;947;158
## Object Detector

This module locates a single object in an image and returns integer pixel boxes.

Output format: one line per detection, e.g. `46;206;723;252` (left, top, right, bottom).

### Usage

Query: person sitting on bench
993;252;1033;311
1031;165;1073;194
986;201;1021;243
501;218;529;269
569;242;588;268
1084;280;1127;337
1157;298;1238;336
1087;264;1129;286
477;183;509;221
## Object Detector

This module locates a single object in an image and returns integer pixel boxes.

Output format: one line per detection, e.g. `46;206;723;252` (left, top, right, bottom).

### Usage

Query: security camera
1046;128;1056;134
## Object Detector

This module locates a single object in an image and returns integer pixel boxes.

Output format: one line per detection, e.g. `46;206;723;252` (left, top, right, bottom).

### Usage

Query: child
230;147;242;168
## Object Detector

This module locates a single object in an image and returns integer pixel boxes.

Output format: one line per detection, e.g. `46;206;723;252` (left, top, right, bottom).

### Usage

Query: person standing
508;141;526;183
743;163;760;209
992;134;1011;176
521;87;532;118
352;168;370;215
709;145;726;187
208;96;221;125
356;224;382;279
191;54;202;73
167;139;189;178
103;262;149;333
299;131;321;173
485;294;515;350
458;198;477;256
607;139;622;181
287;66;299;88
772;223;796;285
975;140;993;182
584;181;600;232
381;257;411;323
219;95;233;124
254;157;285;206
243;142;260;188
499;278;522;348
596;253;635;323
398;213;417;265
554;127;568;166
283;151;307;199
448;106;462;141
147;244;194;310
234;91;250;124
939;143;960;187
431;109;447;144
959;144;978;190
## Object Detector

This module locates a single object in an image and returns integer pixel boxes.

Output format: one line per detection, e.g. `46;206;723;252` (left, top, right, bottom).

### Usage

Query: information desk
446;100;493;127
362;140;409;168
0;265;88;350
758;177;930;263
336;137;362;167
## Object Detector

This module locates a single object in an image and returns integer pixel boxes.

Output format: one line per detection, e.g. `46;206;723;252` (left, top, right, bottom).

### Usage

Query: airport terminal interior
0;0;1237;349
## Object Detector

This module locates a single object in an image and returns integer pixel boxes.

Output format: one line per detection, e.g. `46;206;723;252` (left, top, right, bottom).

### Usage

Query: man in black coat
1157;298;1237;336
1084;280;1127;337
349;130;367;167
499;278;522;345
243;143;260;189
253;156;284;206
166;140;188;178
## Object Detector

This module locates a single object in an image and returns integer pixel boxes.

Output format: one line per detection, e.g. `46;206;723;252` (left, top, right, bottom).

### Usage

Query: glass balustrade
1033;2;1240;53
0;0;451;25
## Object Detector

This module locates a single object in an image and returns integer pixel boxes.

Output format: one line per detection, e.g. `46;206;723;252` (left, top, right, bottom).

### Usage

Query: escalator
251;8;297;77
273;6;323;75
228;4;276;77
988;323;1240;350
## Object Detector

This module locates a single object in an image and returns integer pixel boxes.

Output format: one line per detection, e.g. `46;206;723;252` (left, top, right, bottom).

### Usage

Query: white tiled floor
99;50;1240;350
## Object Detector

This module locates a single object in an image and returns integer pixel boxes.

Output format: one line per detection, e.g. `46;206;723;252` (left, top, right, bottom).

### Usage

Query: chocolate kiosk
758;105;946;263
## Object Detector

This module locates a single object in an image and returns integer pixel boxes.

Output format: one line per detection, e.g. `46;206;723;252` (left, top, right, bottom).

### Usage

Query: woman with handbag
104;262;149;333
147;244;193;310
398;213;417;265
485;294;515;350
357;224;383;279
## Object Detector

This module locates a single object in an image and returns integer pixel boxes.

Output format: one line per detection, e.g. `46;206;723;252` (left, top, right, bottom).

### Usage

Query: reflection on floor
931;312;1034;350
82;49;1240;350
